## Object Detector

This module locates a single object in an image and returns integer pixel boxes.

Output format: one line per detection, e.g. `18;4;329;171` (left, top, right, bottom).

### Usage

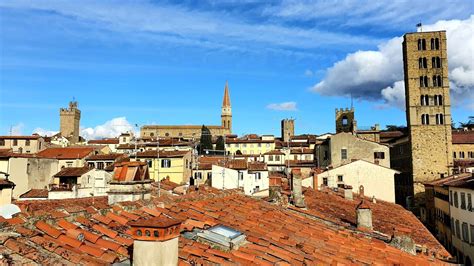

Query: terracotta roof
37;147;96;159
0;178;15;188
248;161;267;171
136;150;190;158
88;138;119;145
54;167;91;178
264;150;284;155
86;153;124;161
290;148;314;154
452;130;474;144
0;135;41;140
222;159;247;170
425;172;474;189
19;189;48;199
285;160;315;167
1;187;449;264
302;188;450;258
152;179;180;191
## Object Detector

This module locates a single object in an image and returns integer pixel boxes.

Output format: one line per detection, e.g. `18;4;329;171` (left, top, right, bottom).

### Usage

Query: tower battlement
59;101;81;144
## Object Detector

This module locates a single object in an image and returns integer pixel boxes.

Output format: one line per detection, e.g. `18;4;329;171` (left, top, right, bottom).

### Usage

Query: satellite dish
0;204;21;219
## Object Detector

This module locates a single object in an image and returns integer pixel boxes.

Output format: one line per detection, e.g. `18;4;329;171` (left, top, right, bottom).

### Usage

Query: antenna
350;93;353;109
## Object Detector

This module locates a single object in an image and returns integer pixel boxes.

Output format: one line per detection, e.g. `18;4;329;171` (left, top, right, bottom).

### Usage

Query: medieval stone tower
221;81;232;132
60;101;81;144
281;119;295;142
335;107;356;133
403;31;453;195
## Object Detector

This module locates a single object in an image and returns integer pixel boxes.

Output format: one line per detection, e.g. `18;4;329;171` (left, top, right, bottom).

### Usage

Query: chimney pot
356;199;372;230
292;168;305;208
344;185;353;200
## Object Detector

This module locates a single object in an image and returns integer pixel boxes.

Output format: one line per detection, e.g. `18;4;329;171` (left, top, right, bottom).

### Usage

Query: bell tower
221;81;232;133
60;101;81;144
335;107;356;133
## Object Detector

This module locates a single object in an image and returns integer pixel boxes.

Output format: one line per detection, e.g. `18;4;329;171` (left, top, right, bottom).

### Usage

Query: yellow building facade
135;150;192;184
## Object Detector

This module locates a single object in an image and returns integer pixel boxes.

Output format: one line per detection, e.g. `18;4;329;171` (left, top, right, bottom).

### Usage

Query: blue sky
1;1;473;138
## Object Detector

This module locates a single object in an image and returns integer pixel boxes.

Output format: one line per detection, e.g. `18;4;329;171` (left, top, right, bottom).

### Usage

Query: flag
416;23;422;27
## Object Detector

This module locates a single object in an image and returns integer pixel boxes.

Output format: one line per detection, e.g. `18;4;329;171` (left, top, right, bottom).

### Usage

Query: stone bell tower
335;107;356;133
221;81;232;133
60;101;81;144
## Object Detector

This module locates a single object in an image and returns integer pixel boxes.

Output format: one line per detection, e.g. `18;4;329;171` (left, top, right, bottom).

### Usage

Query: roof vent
197;225;246;251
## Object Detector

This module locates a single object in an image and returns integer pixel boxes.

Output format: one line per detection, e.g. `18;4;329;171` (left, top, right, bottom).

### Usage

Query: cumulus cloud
267;102;297;111
11;123;24;135
312;16;474;109
32;128;58;137
81;117;136;140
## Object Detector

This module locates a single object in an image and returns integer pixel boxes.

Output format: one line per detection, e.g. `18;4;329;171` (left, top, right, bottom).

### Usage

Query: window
275;155;280;161
374;152;385;159
469;152;474;159
420;95;429;106
323;177;328;186
419;76;429;87
122;137;127;142
207;172;212;180
88;162;95;168
258;143;261;148
67;161;73;167
436;114;444;125
342;116;348;126
161;159;171;168
341;148;347;160
432;56;441;68
421;114;430;125
150;133;154;137
451;218;454;233
454;191;459;207
255;172;261;180
460;152;465;159
418;57;427;68
434;95;443;105
470;224;474;244
165;133;170;137
462;223;469;242
154;230;159;237
418;38;426;50
194;172;202;179
0;139;4;146
136;230;142;236
468;193;472;211
450;190;453;205
453;152;457;159
243;144;247;148
13;139;18;146
337;175;343;182
97;162;104;170
25;140;30;146
266;143;270;148
268;155;274;161
455;220;460;238
461;192;466;210
239;172;243;181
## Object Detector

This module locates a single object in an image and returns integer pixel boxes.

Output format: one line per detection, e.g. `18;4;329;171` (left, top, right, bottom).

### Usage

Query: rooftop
0;187;449;264
452;130;474;144
37;147;96;160
54;167;91;178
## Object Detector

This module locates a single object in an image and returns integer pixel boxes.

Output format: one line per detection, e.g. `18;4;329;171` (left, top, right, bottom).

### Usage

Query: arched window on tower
431;38;435;50
422;114;430;125
432;57;441;68
435;38;440;50
438;95;443;105
436;114;444;125
422;39;426;50
433;75;442;87
418;39;423;50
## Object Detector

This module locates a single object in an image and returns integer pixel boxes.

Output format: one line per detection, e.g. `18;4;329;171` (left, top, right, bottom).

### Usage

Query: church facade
140;82;232;139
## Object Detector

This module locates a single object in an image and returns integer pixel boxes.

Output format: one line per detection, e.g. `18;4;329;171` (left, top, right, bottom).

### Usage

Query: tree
215;136;225;155
199;125;213;155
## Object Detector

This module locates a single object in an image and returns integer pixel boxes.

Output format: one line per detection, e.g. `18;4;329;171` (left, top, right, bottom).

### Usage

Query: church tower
335;107;356;133
60;101;81;144
403;31;453;196
221;81;232;133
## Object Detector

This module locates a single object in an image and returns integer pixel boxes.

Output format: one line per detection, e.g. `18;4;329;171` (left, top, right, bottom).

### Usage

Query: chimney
356;186;372;230
390;227;416;255
312;170;318;190
344;185;353;200
292;168;305;208
129;216;181;266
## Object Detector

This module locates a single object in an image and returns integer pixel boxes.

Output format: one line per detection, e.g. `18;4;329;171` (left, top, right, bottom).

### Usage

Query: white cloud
312;15;474;109
10;123;24;135
81;117;136;140
0;1;379;53
32;128;58;137
267;102;297;111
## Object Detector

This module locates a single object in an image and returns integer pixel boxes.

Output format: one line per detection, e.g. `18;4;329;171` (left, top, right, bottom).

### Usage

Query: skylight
197;224;246;250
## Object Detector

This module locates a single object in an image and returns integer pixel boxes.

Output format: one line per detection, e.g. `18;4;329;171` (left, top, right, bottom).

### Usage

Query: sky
0;0;473;139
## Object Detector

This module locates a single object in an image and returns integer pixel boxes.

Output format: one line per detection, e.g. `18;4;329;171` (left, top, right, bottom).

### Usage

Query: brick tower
335;107;356;133
60;101;81;144
403;31;453;197
221;81;232;133
281;119;295;142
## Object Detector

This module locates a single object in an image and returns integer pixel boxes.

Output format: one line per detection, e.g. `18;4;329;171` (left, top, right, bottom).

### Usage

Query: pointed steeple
222;81;231;107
